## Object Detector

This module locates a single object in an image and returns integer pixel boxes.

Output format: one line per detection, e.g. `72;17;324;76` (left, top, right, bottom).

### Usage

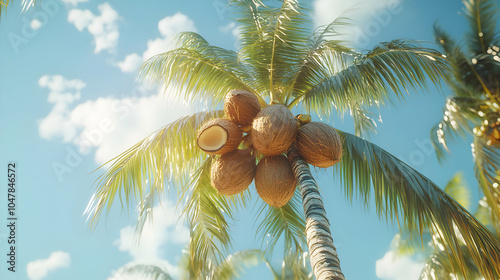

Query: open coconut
197;118;243;155
251;105;298;156
211;148;256;195
296;122;343;168
224;90;261;126
255;155;296;207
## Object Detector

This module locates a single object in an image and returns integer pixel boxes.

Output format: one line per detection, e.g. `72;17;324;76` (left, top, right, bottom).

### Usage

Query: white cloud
68;2;120;53
27;251;71;280
114;202;189;261
31;19;42;29
313;0;402;47
376;250;424;280
109;201;188;280
219;22;240;37
38;75;85;142
38;75;191;164
60;0;88;7
117;12;197;73
117;53;143;73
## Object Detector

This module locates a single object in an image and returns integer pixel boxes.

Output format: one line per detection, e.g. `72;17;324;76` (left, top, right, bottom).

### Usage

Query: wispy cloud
26;251;71;280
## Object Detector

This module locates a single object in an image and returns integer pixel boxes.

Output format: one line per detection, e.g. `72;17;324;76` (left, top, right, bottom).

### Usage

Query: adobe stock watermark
51;84;154;182
397;137;435;168
351;0;404;48
7;0;61;53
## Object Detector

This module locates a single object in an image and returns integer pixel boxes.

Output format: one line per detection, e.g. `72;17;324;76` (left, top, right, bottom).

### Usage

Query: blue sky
0;0;496;279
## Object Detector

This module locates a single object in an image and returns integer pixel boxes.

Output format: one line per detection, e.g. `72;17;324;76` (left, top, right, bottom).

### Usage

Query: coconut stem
287;145;345;280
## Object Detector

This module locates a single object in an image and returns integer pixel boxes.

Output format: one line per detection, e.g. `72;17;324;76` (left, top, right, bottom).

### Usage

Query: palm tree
86;1;500;279
430;0;500;232
392;172;498;279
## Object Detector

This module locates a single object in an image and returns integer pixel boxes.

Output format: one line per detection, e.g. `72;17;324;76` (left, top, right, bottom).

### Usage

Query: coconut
255;155;296;207
211;148;256;195
486;125;500;147
224;90;261;126
251;105;298;156
296;122;343;168
197;118;243;155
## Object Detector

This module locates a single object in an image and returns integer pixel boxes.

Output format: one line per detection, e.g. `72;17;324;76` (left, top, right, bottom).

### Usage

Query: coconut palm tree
430;0;500;232
86;1;500;279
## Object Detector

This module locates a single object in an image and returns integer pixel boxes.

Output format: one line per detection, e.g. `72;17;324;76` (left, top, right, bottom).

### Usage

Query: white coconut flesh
198;125;228;151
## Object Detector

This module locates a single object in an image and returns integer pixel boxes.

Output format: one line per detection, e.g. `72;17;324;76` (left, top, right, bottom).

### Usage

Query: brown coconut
296;122;343;168
197;118;243;155
224;90;261;126
251;105;298;156
211;148;256;195
255;155;296;207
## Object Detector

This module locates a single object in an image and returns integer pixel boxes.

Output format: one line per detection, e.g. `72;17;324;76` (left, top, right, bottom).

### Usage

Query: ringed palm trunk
287;146;345;280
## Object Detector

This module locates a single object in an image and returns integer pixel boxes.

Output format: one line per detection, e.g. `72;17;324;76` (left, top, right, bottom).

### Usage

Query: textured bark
287;145;345;280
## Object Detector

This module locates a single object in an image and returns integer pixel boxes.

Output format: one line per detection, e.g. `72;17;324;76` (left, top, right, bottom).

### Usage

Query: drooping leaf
85;111;223;231
335;129;500;279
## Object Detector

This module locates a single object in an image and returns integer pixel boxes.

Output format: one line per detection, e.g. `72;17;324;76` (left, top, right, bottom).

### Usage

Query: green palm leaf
85;111;222;231
181;158;249;278
138;42;261;107
289;40;448;121
118;264;173;280
463;0;499;55
233;0;310;101
255;189;307;254
214;249;263;280
335;129;500;279
473;136;500;231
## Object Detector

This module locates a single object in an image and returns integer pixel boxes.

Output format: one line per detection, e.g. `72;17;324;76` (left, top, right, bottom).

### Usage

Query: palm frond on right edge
473;136;500;232
335;130;500;279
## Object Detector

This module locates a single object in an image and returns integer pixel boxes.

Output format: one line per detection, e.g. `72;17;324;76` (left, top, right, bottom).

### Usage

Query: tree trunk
287;145;345;280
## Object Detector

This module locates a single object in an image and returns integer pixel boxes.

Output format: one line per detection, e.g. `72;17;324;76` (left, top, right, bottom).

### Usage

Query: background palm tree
430;0;500;232
86;0;500;279
392;172;498;279
0;0;37;19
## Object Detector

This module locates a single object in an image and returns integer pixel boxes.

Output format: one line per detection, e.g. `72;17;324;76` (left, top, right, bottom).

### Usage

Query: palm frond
335;129;500;279
472;136;500;232
215;249;263;280
463;0;499;55
181;158;249;278
290;40;448;119
444;172;471;211
233;0;310;101
138;42;258;107
433;25;479;96
284;17;353;105
264;249;313;280
119;264;173;280
255;190;307;254
430;97;481;160
85;111;222;231
418;245;483;280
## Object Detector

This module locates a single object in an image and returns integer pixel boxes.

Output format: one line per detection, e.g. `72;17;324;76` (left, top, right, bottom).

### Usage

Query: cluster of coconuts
474;118;500;147
196;90;343;207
